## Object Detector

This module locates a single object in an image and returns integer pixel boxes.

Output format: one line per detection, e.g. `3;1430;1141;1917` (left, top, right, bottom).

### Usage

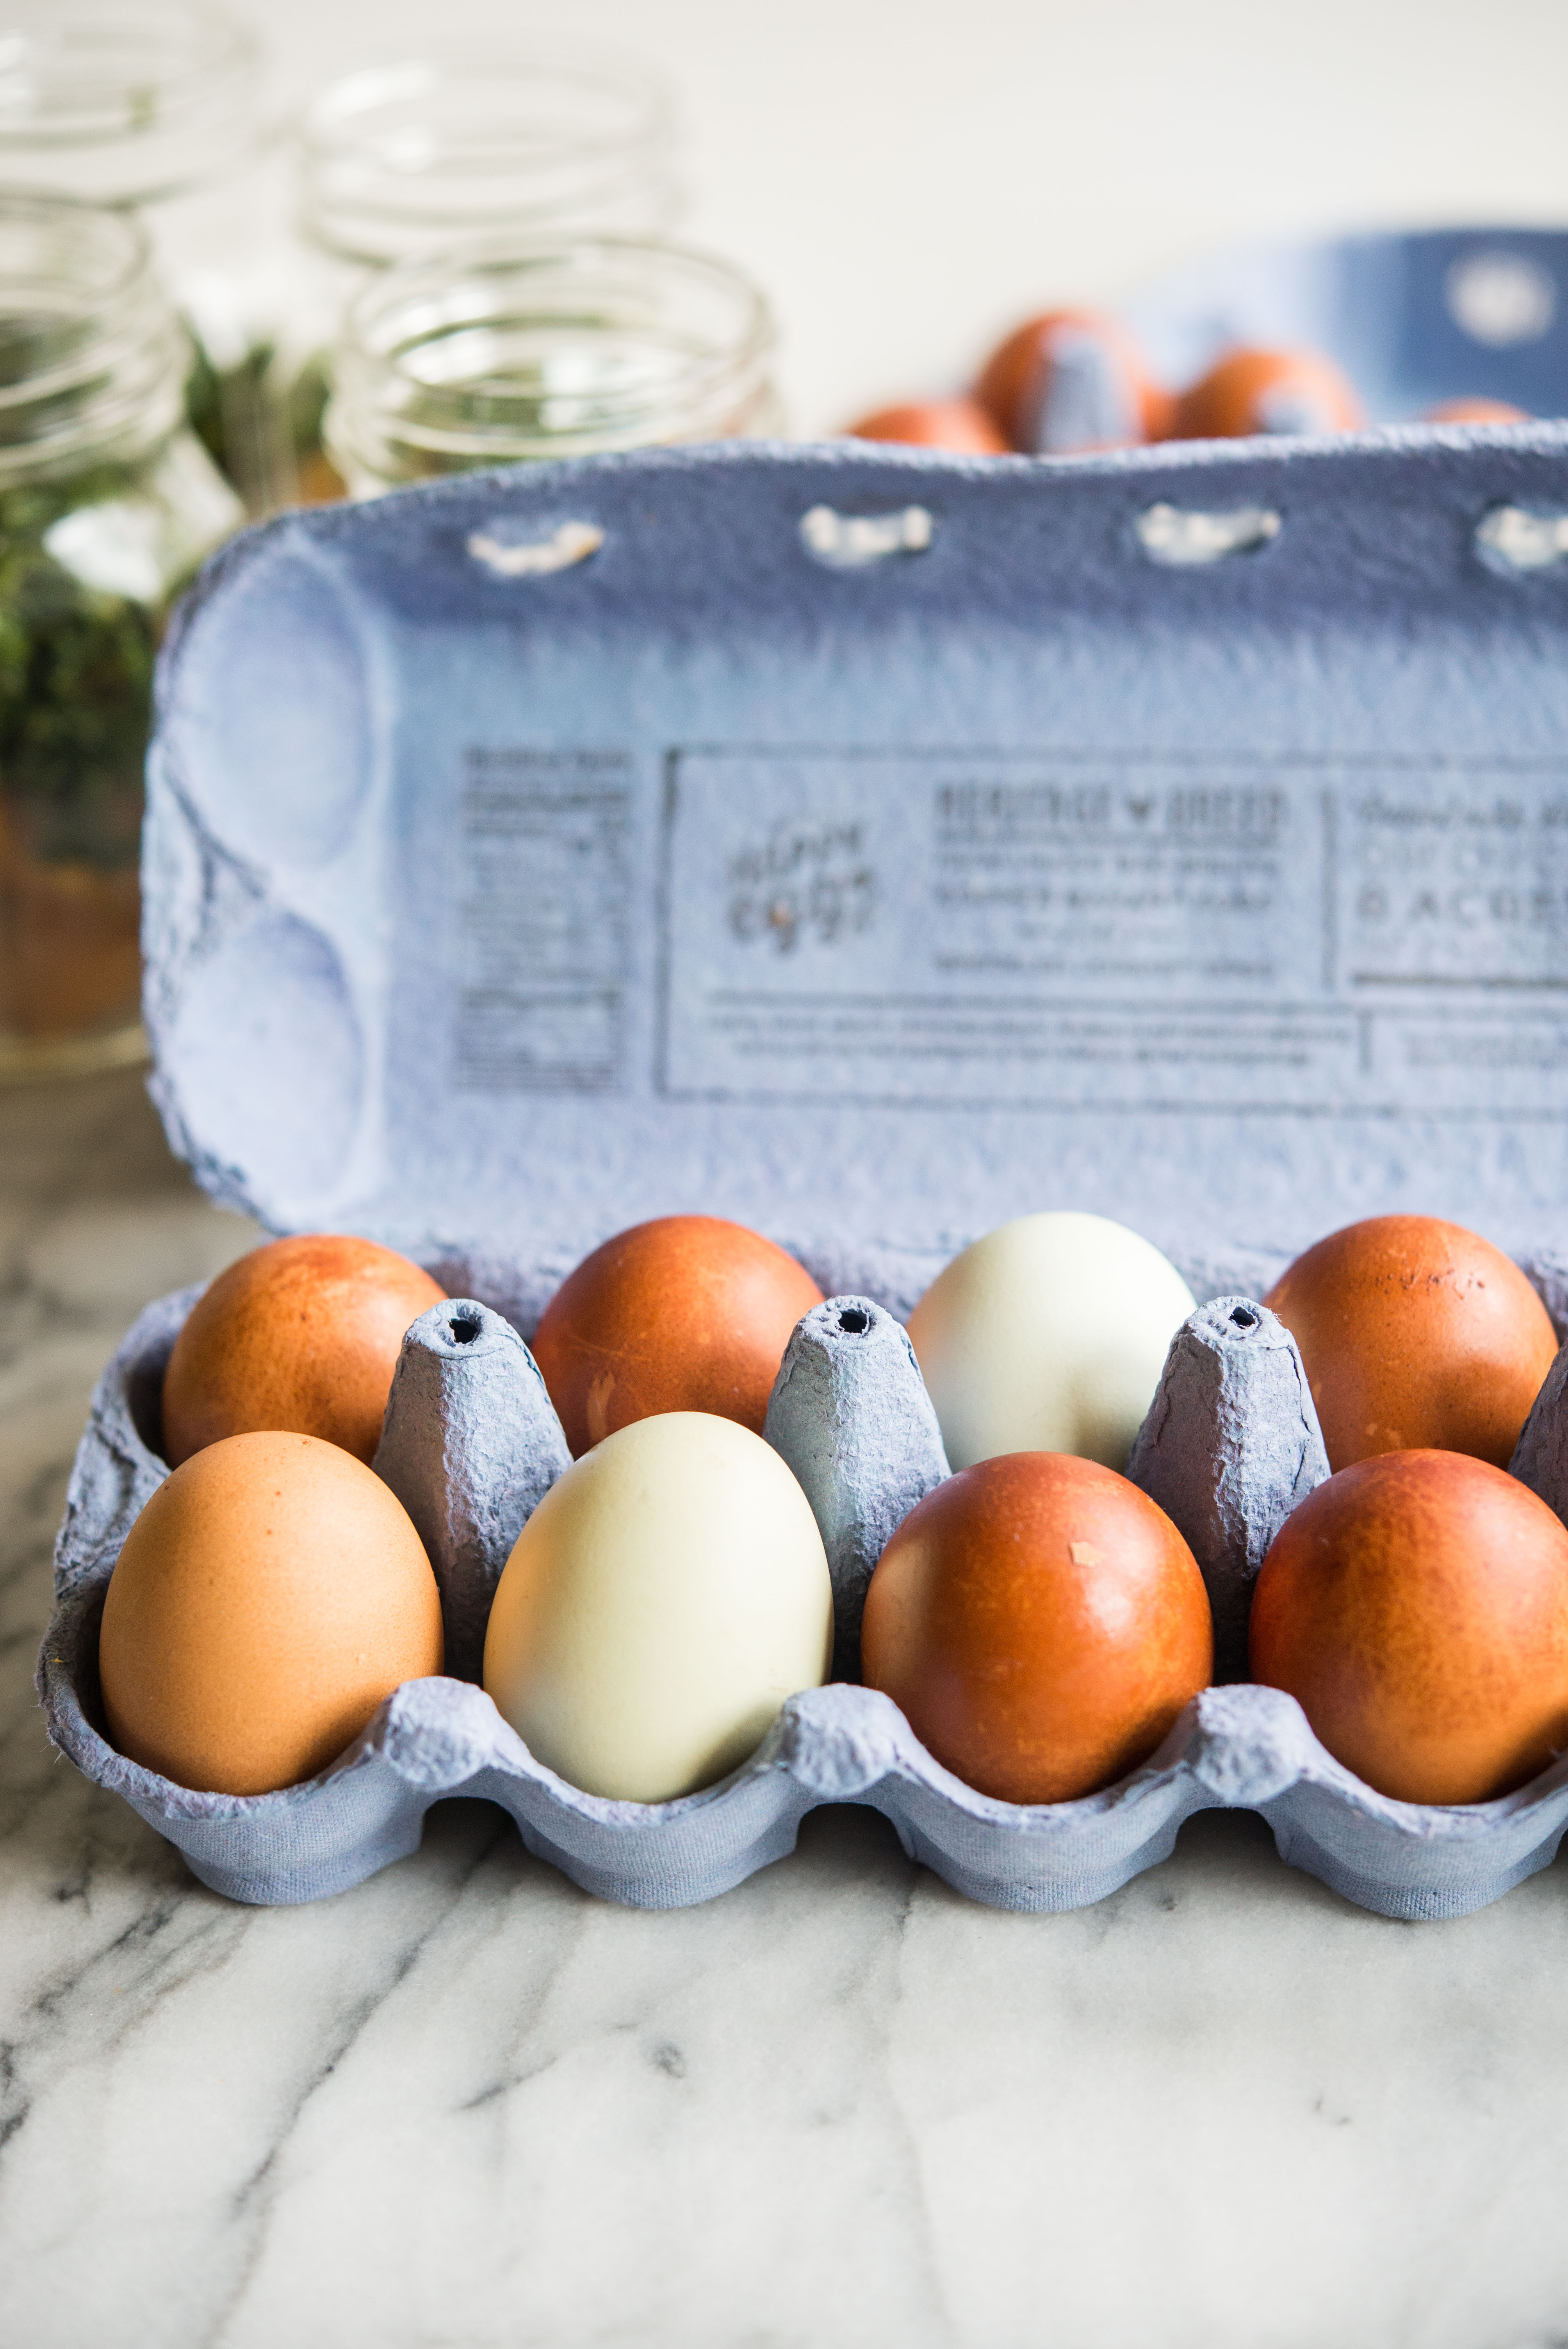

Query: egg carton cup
38;1257;1568;1921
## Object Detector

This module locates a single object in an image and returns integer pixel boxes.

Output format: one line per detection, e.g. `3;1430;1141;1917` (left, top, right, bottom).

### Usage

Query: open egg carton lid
146;430;1568;1315
1123;224;1568;423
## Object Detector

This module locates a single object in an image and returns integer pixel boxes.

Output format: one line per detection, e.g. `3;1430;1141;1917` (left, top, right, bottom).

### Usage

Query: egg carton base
41;1281;1568;1922
1258;1820;1565;1924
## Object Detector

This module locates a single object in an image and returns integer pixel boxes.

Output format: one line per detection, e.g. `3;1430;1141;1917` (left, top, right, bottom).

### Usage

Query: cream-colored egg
482;1411;833;1802
907;1211;1196;1471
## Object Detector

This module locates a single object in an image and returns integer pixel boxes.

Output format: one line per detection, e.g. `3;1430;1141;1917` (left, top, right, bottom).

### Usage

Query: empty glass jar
323;236;777;494
288;37;681;499
0;196;242;1077
299;38;678;265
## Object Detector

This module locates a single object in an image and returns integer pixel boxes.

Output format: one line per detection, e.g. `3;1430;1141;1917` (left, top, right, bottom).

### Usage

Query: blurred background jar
289;36;681;500
0;0;289;515
0;196;241;1079
323;236;777;494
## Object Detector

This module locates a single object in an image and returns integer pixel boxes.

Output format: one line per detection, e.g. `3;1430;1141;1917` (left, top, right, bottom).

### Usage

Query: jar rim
0;0;264;205
0;0;258;143
299;36;675;168
0;192;187;478
298;37;679;263
326;234;777;485
342;233;773;388
0;185;146;295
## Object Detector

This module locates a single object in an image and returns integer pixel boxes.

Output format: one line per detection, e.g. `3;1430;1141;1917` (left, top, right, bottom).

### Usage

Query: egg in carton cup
39;427;1568;1916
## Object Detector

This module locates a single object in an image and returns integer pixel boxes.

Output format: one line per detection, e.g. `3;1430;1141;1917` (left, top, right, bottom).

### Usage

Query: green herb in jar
0;201;244;1061
0;463;162;1039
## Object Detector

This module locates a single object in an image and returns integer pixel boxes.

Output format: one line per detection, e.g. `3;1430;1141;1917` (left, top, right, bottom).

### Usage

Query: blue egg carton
40;412;1568;1917
37;1261;1568;1920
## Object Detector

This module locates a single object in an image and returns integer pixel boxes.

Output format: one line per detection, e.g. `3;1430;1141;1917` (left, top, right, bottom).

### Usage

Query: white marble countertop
2;1073;1568;2349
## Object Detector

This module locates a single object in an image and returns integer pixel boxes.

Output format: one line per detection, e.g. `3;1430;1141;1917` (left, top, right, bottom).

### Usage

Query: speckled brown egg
531;1215;825;1456
98;1430;444;1795
1250;1449;1568;1804
162;1235;446;1467
847;397;1011;453
1263;1214;1558;1472
974;307;1172;452
861;1452;1212;1804
1171;345;1362;438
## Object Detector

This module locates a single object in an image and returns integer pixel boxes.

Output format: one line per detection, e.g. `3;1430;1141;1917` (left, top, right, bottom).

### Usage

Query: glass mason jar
0;196;242;1079
0;0;290;515
300;38;678;265
288;37;681;501
323;237;778;495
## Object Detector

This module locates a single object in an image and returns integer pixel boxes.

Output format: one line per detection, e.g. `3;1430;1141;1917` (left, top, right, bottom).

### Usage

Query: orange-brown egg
847;397;1011;454
1263;1213;1557;1472
531;1215;825;1456
1171;345;1362;439
1250;1449;1568;1804
974;307;1172;453
861;1452;1212;1804
162;1234;446;1467
1425;396;1529;424
99;1430;444;1795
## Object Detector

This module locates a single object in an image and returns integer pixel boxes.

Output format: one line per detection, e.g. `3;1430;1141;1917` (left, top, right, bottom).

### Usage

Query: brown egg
531;1215;825;1456
162;1234;446;1467
1263;1214;1557;1472
861;1452;1212;1804
1171;345;1363;438
974;307;1172;453
1425;396;1530;424
971;308;1169;453
1250;1449;1568;1804
847;397;1011;454
99;1430;444;1795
